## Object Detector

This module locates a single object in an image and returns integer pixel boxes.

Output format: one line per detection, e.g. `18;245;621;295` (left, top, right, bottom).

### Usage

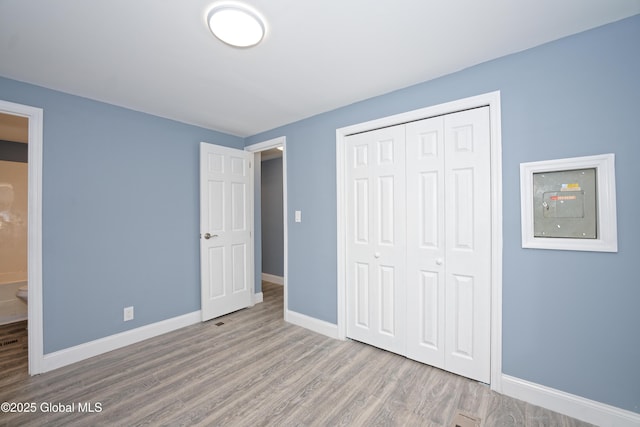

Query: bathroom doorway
0;111;28;323
0;100;44;375
0;111;29;371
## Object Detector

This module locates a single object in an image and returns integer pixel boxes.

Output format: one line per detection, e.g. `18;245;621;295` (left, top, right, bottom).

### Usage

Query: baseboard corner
261;273;284;286
285;309;339;340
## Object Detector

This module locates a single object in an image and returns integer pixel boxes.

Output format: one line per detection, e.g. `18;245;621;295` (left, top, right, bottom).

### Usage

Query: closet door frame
336;91;503;391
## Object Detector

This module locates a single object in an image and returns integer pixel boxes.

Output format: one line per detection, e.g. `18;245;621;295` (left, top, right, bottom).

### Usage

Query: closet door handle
435;257;444;266
374;252;381;259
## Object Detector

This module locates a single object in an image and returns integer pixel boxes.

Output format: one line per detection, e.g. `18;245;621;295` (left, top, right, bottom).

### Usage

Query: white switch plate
124;306;134;321
295;210;302;222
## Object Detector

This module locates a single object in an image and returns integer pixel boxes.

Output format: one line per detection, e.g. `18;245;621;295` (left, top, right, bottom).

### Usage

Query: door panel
207;247;225;298
406;116;446;369
420;172;439;248
355;262;370;327
378;176;395;245
346;125;406;354
232;243;247;292
451;168;474;249
419;270;439;350
208;180;224;232
451;274;474;358
354;179;369;243
201;142;253;321
379;265;396;335
231;182;246;230
444;107;491;383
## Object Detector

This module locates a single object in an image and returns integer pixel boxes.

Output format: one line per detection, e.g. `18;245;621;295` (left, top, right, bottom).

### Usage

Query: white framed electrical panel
520;153;617;252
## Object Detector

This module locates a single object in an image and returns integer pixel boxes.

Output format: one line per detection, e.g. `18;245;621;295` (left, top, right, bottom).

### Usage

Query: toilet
16;285;28;304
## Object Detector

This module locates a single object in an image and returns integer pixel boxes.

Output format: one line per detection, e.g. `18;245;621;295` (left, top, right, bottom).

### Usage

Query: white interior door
200;142;253;321
345;125;406;355
346;107;491;383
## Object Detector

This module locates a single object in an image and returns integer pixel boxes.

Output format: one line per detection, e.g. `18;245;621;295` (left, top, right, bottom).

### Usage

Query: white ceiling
1;1;638;137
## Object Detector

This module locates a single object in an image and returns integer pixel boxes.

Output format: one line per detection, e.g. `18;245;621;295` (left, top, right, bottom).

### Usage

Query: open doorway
245;137;288;320
260;147;284;286
0;100;43;375
0;112;29;376
0;112;28;324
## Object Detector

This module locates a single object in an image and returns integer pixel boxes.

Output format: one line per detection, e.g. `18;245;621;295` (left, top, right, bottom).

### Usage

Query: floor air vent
0;338;19;347
451;411;481;427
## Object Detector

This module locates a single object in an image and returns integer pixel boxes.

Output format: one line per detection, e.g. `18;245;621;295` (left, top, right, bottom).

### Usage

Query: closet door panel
444;107;491;383
405;117;446;368
346;125;406;354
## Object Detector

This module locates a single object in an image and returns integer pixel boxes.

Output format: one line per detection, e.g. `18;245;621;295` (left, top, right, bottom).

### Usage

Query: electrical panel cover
533;168;597;238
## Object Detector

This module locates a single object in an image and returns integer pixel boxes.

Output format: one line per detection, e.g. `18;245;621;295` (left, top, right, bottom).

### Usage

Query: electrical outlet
123;306;134;321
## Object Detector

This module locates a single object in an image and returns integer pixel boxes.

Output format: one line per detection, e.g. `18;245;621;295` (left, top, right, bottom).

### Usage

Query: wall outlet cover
123;306;134;321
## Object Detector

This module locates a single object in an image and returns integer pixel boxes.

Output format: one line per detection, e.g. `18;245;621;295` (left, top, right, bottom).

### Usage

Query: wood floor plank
0;282;596;426
484;389;528;426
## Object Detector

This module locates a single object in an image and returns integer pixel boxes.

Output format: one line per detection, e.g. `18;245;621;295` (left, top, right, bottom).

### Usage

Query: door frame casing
245;137;288;321
0;99;44;375
336;91;503;391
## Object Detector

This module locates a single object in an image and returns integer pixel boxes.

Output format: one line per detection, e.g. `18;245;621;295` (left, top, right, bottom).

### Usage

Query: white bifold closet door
346;107;491;383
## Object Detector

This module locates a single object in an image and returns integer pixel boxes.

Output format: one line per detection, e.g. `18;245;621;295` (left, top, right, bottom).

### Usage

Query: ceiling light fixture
207;3;266;48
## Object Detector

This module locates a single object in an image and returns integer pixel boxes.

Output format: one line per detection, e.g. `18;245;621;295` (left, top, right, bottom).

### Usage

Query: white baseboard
501;374;640;427
253;292;263;304
286;309;339;339
261;273;284;285
42;311;201;373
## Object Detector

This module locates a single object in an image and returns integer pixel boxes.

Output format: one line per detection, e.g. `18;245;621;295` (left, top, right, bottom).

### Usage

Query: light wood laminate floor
0;282;594;426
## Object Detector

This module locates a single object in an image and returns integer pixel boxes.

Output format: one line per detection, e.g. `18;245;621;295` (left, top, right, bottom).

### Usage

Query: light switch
295;210;302;223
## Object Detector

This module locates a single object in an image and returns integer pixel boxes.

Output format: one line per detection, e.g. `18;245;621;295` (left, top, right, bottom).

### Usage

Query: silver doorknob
204;233;218;239
435;257;444;265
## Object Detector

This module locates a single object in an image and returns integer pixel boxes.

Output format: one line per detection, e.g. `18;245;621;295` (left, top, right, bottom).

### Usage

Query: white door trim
336;91;503;391
245;137;288;321
0;99;44;375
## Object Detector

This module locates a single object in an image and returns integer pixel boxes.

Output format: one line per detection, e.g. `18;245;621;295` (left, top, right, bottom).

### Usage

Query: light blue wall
261;157;284;277
246;15;640;413
0;77;243;353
